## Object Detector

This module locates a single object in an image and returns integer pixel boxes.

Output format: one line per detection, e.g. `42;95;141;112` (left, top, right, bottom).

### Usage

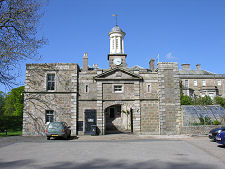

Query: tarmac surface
0;134;225;169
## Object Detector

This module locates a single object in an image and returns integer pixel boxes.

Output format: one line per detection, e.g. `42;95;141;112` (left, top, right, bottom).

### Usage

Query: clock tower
108;25;127;68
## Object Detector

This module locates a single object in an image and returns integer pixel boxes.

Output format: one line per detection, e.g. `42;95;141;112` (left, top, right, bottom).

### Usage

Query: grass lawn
0;130;22;137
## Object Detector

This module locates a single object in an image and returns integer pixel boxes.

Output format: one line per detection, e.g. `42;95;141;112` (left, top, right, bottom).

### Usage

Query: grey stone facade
23;61;183;136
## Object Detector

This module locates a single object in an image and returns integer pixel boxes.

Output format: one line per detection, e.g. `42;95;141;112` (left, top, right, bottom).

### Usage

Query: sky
1;0;225;92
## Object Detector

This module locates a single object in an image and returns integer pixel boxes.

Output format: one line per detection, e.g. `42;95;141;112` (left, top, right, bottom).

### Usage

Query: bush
213;120;220;125
214;96;225;109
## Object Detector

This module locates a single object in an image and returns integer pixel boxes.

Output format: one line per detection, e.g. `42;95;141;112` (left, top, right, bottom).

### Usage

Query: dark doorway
130;108;133;133
84;109;96;135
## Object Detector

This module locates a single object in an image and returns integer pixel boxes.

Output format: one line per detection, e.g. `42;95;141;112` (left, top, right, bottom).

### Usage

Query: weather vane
112;14;118;26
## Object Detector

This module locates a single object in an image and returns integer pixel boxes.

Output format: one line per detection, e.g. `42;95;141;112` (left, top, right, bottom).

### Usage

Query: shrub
213;120;220;125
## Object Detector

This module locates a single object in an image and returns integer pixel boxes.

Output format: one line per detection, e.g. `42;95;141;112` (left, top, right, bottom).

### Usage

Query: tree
193;96;213;105
214;96;225;109
3;86;24;116
0;0;47;86
0;91;5;116
180;94;193;105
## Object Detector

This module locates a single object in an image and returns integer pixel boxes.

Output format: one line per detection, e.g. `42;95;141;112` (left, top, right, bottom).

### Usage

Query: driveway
0;135;224;169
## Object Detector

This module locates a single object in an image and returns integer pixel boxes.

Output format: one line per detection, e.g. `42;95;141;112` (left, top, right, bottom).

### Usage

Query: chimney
196;64;201;70
149;58;155;72
83;52;88;71
181;64;190;70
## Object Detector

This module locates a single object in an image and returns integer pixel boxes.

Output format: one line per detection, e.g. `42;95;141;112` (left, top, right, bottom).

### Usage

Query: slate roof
179;69;214;75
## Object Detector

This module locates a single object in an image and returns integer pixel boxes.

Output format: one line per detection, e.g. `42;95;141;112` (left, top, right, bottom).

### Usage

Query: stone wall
103;83;134;100
158;62;182;135
181;125;224;135
140;100;159;134
23;63;79;136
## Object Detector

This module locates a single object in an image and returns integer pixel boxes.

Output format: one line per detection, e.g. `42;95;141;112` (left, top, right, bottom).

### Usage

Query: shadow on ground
0;158;217;169
217;145;225;149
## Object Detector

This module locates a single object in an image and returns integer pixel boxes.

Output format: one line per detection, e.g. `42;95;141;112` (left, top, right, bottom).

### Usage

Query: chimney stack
149;58;155;72
83;52;88;71
196;64;201;70
181;64;190;70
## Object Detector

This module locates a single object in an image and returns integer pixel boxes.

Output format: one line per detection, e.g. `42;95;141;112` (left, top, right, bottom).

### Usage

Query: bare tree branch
0;0;48;87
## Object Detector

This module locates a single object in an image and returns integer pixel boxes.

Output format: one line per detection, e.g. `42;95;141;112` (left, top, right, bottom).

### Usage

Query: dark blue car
216;131;225;146
209;126;225;141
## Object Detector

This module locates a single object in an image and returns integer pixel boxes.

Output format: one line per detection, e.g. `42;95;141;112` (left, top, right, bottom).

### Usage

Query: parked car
45;122;71;140
216;131;225;146
208;126;225;141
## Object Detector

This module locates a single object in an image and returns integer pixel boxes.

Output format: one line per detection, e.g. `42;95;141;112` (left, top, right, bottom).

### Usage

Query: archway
105;104;132;134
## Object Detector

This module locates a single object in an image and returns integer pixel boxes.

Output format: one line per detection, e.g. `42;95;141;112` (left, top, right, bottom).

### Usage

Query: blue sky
1;0;225;92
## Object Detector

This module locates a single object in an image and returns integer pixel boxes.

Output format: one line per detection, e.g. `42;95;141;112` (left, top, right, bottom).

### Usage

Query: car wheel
47;137;50;140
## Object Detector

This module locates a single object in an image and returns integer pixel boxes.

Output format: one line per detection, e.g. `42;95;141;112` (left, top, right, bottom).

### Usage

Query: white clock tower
108;25;127;68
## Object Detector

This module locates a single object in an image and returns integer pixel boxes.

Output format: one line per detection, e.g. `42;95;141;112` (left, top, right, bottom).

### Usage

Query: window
47;74;55;90
218;80;221;86
112;39;114;49
185;80;188;88
116;38;118;49
114;85;123;93
147;84;151;93
85;85;89;93
202;80;206;86
193;80;197;86
45;110;54;123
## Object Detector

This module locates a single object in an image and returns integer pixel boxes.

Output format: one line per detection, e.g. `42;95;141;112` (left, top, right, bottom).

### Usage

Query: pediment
94;67;143;81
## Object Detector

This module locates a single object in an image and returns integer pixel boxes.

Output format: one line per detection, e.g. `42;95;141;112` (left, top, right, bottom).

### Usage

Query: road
0;135;224;169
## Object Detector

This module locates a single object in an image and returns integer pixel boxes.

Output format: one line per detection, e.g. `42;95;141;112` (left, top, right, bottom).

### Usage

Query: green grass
0;130;22;137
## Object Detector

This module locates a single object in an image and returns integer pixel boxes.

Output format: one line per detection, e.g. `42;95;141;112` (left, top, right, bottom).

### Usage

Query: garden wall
181;125;224;135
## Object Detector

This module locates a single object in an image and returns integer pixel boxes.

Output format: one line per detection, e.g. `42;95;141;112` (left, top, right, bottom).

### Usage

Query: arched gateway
104;104;133;134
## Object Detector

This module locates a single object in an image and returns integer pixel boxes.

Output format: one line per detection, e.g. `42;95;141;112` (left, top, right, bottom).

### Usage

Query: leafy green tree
181;94;193;105
193;96;213;105
214;96;225;109
3;86;24;116
0;91;5;116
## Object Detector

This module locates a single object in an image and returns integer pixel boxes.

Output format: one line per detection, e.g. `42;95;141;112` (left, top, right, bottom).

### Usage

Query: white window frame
193;80;197;86
113;84;123;93
185;80;189;88
202;80;206;86
218;80;221;86
46;73;56;91
45;110;54;123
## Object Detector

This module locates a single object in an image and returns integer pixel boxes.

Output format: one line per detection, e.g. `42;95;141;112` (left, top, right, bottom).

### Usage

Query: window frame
218;80;221;86
113;84;123;93
147;83;151;93
185;80;189;88
202;80;206;86
45;110;54;123
193;80;197;86
85;84;89;93
46;73;55;91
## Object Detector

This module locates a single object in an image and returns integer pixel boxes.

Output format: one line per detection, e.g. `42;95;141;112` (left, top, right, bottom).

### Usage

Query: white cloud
165;52;175;59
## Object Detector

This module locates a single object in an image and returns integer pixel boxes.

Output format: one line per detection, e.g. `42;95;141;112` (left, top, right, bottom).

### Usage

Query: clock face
113;58;122;65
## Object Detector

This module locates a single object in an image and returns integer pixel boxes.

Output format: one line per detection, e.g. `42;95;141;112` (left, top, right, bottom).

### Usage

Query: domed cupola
108;25;126;54
108;24;127;68
109;25;125;35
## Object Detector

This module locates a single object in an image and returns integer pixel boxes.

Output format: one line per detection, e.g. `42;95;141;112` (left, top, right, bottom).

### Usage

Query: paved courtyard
0;135;224;169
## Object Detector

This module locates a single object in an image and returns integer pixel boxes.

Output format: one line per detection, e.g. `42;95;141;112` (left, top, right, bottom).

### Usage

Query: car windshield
48;123;63;129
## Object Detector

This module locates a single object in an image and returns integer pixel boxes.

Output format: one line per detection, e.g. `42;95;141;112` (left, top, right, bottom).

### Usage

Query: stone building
180;64;225;99
22;25;224;136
